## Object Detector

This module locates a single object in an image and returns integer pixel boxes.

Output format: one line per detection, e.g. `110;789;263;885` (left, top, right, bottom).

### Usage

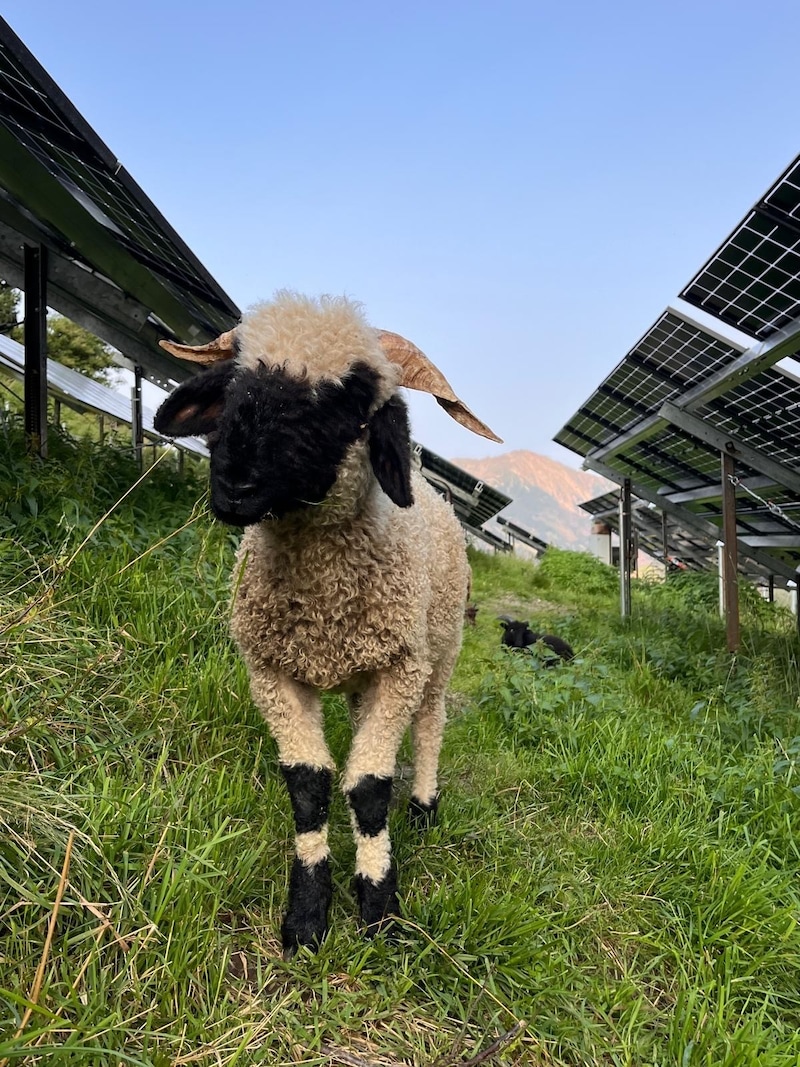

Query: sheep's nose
218;476;257;497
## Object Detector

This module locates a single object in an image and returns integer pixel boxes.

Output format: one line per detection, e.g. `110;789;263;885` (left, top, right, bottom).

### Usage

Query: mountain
450;450;614;552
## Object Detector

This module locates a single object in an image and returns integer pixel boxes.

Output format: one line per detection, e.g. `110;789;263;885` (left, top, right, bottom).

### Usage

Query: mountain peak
450;450;613;551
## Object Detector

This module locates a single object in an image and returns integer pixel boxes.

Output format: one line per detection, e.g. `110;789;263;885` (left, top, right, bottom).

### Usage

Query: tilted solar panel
554;309;744;457
0;17;240;345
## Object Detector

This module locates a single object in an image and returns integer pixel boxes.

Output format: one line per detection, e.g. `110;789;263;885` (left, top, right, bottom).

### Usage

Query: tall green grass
2;416;799;1065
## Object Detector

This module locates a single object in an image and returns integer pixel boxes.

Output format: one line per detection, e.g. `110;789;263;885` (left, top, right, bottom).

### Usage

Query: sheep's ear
369;394;413;508
153;364;236;437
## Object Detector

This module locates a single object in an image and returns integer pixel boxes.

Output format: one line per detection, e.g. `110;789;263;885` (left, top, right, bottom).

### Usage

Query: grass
2;414;800;1065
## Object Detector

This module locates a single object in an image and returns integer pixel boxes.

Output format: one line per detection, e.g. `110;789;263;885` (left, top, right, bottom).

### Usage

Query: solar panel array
580;490;717;574
0;17;240;384
556;152;800;588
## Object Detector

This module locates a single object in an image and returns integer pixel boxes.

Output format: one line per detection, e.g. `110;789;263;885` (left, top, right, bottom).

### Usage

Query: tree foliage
0;281;21;336
45;315;118;383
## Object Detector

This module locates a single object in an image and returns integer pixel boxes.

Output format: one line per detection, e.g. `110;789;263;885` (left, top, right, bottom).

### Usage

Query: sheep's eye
206;431;220;448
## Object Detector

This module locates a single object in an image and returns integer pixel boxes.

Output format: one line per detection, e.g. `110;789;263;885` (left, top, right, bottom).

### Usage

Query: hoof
408;795;439;829
354;866;399;938
281;856;332;956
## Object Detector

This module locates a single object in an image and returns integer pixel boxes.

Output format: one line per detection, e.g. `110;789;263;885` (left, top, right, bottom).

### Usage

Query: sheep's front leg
342;662;426;936
249;671;334;955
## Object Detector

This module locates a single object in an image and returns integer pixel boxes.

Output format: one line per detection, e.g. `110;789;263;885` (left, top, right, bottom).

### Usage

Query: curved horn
158;329;238;365
375;330;502;443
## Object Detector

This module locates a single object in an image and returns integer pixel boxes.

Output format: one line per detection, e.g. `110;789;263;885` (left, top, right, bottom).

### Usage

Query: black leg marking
354;865;400;938
281;763;332;833
408;794;439;829
347;774;393;836
347;775;399;934
282;856;332;956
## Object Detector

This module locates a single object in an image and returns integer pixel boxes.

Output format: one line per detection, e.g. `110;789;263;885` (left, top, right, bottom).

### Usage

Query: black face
154;359;414;526
500;620;537;649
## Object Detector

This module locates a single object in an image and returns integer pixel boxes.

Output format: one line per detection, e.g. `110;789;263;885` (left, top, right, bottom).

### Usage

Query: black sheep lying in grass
498;616;574;664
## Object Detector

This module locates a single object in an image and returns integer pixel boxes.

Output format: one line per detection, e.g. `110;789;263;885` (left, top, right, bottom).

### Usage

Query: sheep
497;616;575;663
153;292;500;955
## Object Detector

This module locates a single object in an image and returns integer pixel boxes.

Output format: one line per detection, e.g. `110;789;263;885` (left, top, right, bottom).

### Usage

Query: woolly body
232;467;466;690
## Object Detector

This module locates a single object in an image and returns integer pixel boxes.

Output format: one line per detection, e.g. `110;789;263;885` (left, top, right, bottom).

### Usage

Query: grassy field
2;416;800;1066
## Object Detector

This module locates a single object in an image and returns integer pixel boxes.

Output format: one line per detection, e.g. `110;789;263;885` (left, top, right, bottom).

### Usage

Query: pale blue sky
6;1;800;463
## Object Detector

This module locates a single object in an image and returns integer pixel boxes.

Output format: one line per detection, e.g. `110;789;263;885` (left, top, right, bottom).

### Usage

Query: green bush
536;545;618;597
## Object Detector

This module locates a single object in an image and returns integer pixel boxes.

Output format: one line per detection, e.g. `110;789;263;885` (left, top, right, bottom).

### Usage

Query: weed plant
1;415;800;1065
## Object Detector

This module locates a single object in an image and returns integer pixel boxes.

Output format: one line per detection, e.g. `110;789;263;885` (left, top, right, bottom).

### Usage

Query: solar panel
496;516;548;553
557;156;800;592
694;366;800;469
682;154;800;339
554;309;744;457
413;443;511;531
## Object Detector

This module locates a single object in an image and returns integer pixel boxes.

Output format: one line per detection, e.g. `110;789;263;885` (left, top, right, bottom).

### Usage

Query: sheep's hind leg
408;655;456;828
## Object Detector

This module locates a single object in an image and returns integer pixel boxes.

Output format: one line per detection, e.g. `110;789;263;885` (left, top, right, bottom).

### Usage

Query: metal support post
768;575;774;603
23;243;48;457
131;364;143;468
619;478;632;617
661;510;669;577
721;451;740;653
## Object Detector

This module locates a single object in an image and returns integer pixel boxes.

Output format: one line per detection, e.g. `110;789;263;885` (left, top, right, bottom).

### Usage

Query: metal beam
739;535;800;549
659;401;800;497
721;452;740;653
664;475;777;505
23;243;47;457
678;309;800;411
131;364;143;467
0;219;196;390
619;478;632;617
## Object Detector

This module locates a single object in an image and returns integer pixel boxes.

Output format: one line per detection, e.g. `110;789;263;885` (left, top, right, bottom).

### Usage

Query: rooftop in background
0;16;240;389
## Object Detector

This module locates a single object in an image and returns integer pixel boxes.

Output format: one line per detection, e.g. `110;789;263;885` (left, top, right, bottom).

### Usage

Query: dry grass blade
437;1021;527;1067
1;830;75;1064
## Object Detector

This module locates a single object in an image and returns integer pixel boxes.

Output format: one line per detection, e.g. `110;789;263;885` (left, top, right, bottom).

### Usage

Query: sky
5;0;800;465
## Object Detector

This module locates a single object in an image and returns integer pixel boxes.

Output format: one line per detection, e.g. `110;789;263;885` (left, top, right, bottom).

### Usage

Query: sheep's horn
375;329;502;443
158;329;238;365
